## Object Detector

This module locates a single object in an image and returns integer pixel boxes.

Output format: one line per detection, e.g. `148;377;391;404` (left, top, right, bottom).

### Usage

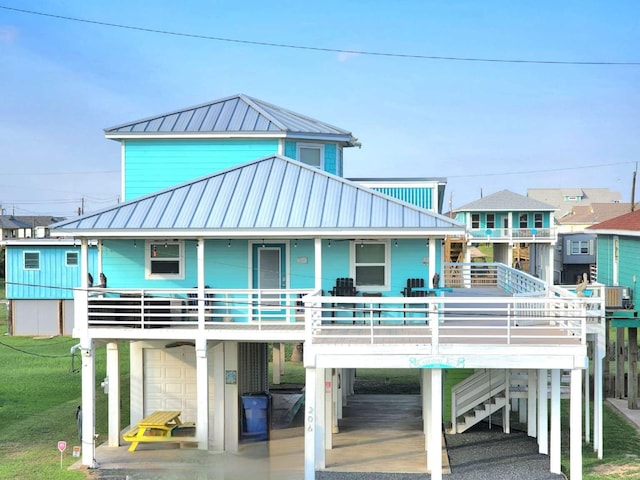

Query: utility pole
632;163;637;212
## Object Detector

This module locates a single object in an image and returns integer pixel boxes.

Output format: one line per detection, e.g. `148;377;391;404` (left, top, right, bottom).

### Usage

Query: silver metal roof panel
52;156;464;236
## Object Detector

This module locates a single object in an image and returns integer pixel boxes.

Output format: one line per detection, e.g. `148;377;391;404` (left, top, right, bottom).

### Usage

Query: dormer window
297;143;323;168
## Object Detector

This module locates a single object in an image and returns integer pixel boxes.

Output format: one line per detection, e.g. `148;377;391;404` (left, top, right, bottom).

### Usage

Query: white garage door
143;347;197;423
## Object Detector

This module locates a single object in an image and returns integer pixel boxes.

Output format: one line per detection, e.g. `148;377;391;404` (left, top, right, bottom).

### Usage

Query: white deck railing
468;227;555;241
443;262;547;294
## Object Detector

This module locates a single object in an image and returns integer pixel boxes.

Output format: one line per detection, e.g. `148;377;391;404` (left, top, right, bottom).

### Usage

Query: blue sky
1;1;639;216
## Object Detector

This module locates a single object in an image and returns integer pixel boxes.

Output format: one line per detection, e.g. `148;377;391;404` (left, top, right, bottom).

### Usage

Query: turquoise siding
457;211;551;229
289;240;315;289
281;140;340;176
597;235;640;289
6;246;98;299
123;139;279;200
373;187;433;210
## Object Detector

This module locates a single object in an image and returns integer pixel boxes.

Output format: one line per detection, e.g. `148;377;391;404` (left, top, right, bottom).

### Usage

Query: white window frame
65;251;79;267
145;240;185;280
519;213;528;228
24;251;40;270
471;213;480;229
297;143;324;169
534;213;543;228
350;240;390;291
485;213;495;229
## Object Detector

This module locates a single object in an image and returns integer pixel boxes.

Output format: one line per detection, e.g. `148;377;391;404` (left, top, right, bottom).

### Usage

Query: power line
2;5;639;66
2;170;119;176
446;160;636;179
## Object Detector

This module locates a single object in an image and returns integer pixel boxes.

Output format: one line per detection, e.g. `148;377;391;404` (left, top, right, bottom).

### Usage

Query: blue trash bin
241;393;270;441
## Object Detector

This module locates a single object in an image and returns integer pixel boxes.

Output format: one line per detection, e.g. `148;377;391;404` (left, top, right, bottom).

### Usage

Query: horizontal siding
124;139;279;200
596;236;614;285
6;246;98;299
373;187;433;210
619;236;640;288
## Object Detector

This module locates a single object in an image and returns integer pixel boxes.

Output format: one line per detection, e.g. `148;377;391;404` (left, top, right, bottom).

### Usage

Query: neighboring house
2;239;99;335
45;95;598;480
556;203;633;285
452;190;558;284
0;215;65;239
587;209;640;303
528;188;622;220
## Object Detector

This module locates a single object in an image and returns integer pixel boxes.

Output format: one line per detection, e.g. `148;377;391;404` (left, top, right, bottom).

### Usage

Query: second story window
534;213;543;228
24;251;40;270
146;241;184;279
297;144;323;168
352;241;389;290
519;214;528;228
66;251;79;267
471;213;480;229
486;214;495;229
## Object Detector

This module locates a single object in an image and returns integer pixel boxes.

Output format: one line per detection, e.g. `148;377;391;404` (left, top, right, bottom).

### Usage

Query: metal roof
454;190;557;212
52;156;464;238
104;94;359;145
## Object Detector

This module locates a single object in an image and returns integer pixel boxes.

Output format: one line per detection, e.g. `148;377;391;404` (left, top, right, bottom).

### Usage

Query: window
534;213;543;228
471;213;480;229
486;214;495;229
352;241;389;289
519;213;528;228
145;241;184;279
24;251;40;270
297;143;323;168
568;240;594;256
66;251;79;267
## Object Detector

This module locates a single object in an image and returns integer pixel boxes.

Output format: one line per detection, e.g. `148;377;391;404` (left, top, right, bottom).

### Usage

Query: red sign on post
58;441;67;453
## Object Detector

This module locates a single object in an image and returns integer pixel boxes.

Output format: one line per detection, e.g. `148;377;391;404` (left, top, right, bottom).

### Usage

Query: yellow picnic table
123;410;184;452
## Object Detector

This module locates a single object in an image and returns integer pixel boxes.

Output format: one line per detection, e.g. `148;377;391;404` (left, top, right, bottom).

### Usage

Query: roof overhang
586;228;640;237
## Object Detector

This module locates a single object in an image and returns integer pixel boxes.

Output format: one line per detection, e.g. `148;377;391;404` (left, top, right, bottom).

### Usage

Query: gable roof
587;209;640;236
104;94;359;145
453;190;556;212
0;215;65;229
52;155;464;238
558;203;633;225
528;188;621;218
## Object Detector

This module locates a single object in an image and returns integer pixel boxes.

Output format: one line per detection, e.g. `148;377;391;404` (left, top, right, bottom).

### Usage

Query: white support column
106;342;120;447
80;338;96;467
305;367;317;480
224;342;239;453
314;238;323;291
197;238;205;329
538;369;548;455
212;342;225;451
519;398;527;424
428;369;443;480
129;342;144;424
325;369;333;448
196;338;209;450
337;369;343;420
571;368;583;480
527;369;537;438
595;336;603;459
584;361;590;444
503;369;510;434
423;369;431;452
273;343;281;385
550;369;561;474
315;367;326;468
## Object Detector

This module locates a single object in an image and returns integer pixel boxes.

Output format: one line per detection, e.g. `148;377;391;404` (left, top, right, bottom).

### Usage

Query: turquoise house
453;189;558;283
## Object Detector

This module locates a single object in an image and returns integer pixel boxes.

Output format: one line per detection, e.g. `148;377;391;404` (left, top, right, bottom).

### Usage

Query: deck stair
451;369;572;434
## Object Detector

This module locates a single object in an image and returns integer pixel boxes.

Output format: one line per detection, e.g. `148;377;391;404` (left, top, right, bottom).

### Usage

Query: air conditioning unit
605;286;634;309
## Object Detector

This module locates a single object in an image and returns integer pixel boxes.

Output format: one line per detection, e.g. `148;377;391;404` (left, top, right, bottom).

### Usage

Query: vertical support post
80;339;96;467
503;369;510;434
527;369;537;437
550;369;561;474
538;368;548;455
314;238;322;292
595;328;604;459
224;342;239;453
325;369;333;448
106;342;120;447
212;342;225;451
423;369;431;451
428;369;442;480
316;367;326;468
196;338;209;450
304;367;317;480
337;368;343;420
616;327;626;398
273;343;281;385
570;368;583;480
629;328;638;409
584;359;590;444
197;238;206;328
428;238;437;288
